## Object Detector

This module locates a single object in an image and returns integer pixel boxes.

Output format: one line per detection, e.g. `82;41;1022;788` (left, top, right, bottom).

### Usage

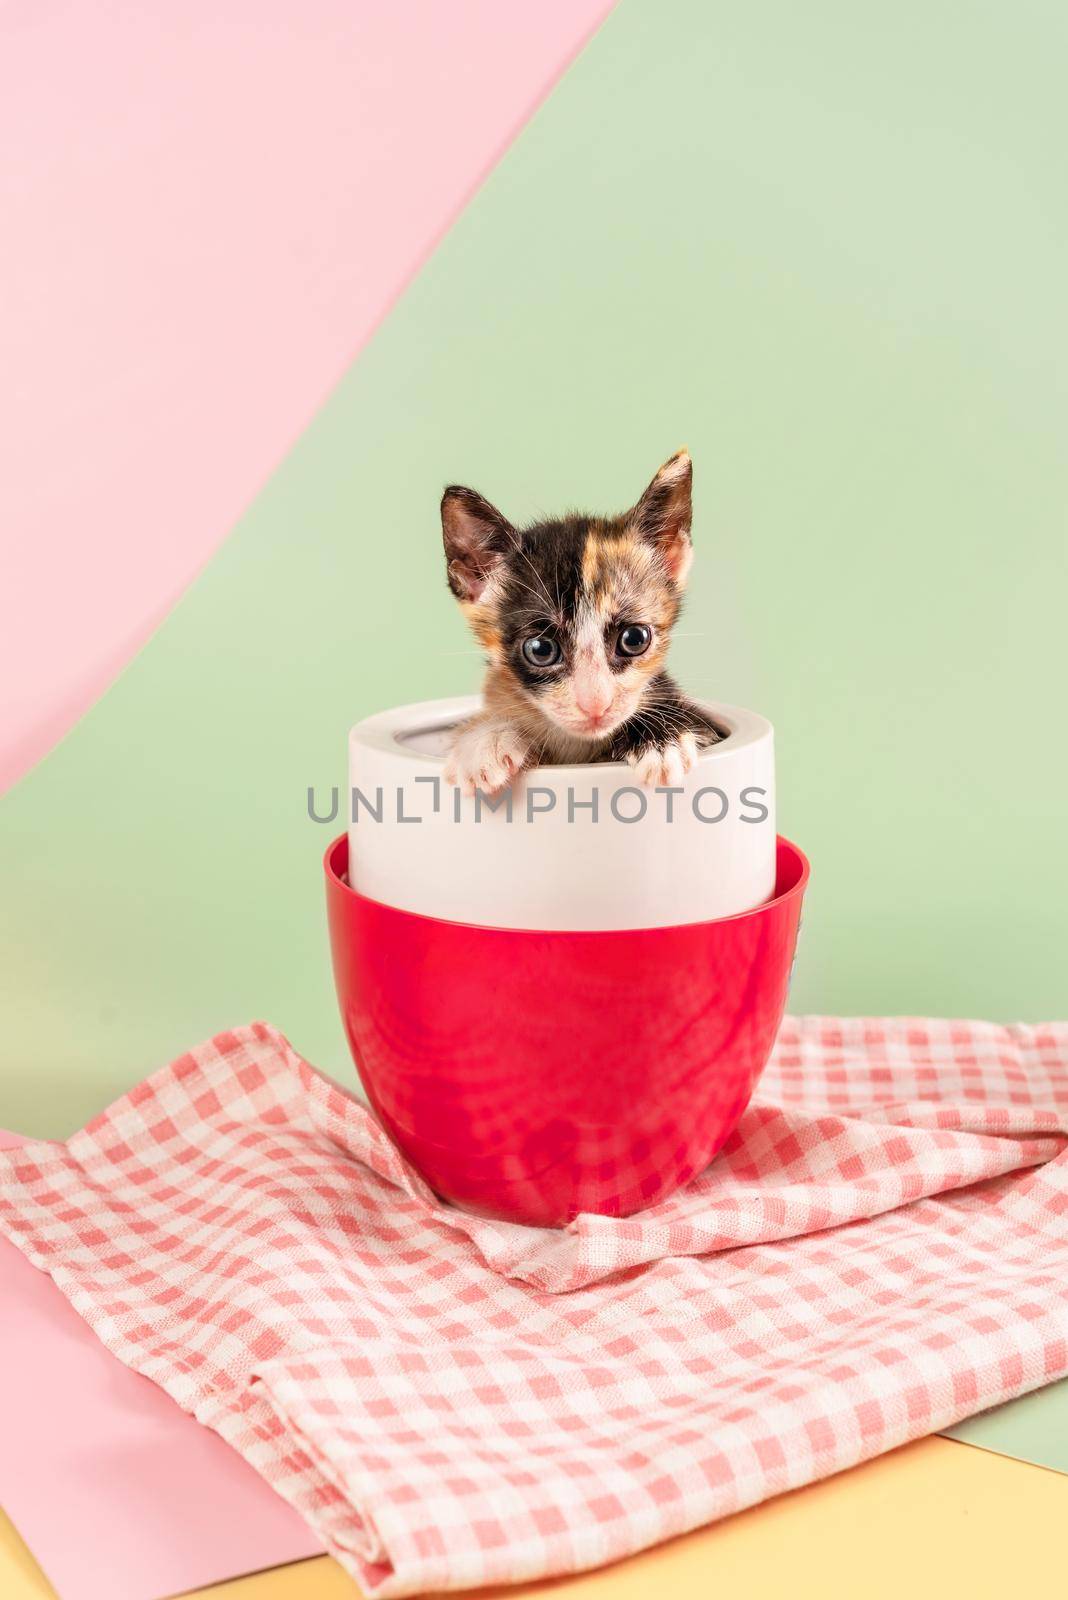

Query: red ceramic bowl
325;833;808;1227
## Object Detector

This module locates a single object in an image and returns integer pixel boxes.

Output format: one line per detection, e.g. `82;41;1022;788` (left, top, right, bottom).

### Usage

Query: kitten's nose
575;684;613;721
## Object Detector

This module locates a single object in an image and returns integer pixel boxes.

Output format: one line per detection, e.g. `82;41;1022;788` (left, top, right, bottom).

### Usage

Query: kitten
441;450;721;795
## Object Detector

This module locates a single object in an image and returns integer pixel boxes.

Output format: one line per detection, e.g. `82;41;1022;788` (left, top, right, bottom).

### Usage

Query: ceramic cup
346;696;776;931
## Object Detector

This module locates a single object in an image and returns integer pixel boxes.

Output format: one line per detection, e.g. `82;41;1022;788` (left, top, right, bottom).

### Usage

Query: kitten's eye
522;635;561;667
617;624;652;657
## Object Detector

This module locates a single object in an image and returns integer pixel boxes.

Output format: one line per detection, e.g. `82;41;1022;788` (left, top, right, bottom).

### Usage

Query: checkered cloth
2;1019;1067;1596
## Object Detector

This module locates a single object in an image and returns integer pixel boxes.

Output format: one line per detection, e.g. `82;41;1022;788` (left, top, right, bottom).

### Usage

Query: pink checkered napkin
1;1021;1067;1596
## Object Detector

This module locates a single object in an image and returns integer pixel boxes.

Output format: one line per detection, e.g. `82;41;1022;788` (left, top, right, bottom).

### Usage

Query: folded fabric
1;1018;1066;1596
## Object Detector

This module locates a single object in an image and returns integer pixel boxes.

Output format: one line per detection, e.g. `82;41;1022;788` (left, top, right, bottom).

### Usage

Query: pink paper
0;1130;321;1600
0;1;614;790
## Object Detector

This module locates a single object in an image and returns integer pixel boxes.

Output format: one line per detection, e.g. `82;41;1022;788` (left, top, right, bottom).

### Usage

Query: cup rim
349;694;771;774
324;831;808;939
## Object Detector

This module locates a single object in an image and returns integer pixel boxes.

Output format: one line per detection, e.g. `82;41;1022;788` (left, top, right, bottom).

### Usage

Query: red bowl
325;833;808;1227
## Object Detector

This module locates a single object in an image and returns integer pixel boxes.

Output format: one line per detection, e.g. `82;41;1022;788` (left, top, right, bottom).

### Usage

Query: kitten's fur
441;450;721;795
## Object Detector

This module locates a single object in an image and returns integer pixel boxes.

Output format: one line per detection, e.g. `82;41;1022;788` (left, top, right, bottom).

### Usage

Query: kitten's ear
630;450;694;587
441;486;514;602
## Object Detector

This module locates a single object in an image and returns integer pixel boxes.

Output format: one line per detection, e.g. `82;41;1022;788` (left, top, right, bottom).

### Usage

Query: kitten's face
441;452;695;743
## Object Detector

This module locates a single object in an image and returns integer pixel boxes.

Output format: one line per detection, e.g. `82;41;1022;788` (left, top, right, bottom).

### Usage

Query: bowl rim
325;831;808;939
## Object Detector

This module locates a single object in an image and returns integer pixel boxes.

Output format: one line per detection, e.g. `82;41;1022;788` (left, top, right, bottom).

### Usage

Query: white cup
347;696;776;931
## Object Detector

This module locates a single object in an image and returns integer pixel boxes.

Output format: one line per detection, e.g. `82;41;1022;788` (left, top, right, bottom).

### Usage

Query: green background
3;0;1066;1137
947;1375;1068;1472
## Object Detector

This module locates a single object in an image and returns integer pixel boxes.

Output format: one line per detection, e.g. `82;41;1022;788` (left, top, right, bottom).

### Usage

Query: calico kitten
441;450;721;795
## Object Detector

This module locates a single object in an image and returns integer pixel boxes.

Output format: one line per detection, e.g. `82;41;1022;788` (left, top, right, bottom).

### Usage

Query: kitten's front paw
444;722;530;797
627;731;698;788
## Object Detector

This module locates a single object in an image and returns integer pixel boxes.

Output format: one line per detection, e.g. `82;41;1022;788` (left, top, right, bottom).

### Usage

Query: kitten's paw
627;731;698;788
444;722;529;797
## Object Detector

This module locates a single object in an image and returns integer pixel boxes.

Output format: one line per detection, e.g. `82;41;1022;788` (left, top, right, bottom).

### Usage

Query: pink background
0;0;613;792
0;1127;321;1600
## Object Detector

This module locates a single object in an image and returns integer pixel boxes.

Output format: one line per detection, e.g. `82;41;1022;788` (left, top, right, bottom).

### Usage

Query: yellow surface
3;1437;1064;1600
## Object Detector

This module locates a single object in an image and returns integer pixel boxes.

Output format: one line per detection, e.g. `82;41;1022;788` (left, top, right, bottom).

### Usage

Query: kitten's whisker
505;535;560;619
